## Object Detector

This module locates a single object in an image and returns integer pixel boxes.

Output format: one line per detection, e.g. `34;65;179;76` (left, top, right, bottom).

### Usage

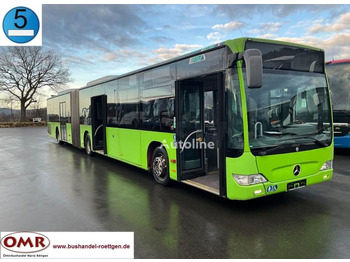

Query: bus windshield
244;70;332;155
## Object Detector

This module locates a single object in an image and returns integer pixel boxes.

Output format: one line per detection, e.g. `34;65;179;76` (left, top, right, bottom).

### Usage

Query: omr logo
1;232;50;253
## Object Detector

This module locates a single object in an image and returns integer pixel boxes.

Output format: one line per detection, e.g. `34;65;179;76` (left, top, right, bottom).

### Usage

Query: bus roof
49;37;326;99
80;37;324;89
326;59;350;65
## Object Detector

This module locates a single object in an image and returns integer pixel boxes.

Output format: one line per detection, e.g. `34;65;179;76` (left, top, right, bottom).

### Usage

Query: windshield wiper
257;135;328;156
284;135;329;147
276;134;329;147
257;142;299;156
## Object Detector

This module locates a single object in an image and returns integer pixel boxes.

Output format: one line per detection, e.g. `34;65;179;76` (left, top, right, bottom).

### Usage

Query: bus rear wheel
85;134;93;156
56;128;62;144
152;146;170;186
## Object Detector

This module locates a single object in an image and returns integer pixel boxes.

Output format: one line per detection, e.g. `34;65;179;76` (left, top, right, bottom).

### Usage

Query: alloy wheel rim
153;155;167;181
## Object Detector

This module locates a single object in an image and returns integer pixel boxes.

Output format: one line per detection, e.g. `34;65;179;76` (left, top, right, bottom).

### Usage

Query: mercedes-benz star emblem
293;165;301;176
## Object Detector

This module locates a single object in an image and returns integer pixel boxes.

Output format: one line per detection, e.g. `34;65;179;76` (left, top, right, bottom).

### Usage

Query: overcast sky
42;4;350;91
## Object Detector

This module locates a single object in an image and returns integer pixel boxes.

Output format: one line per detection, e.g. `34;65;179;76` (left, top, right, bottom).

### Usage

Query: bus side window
150;97;175;132
141;100;154;129
161;97;175;131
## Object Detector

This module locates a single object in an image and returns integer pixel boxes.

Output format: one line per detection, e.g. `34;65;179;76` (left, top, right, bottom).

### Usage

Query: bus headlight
233;174;268;186
320;160;333;171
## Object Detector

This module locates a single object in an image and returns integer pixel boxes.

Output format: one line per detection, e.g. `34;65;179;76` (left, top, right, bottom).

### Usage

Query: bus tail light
320;160;333;171
233;174;267;186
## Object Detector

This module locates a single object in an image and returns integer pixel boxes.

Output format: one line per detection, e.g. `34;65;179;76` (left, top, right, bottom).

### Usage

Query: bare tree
0;47;70;121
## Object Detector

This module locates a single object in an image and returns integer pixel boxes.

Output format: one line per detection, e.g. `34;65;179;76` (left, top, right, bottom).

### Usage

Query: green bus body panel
106;127;177;180
224;38;245;54
262;170;333;197
226;153;264;200
66;123;72;144
47;122;54;139
226;146;333;200
106;127;142;166
47;122;72;144
80;125;92;148
256;147;333;183
47;122;60;139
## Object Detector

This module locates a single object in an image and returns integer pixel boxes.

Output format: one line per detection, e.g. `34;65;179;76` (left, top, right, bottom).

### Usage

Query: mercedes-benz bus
47;38;333;200
326;59;350;148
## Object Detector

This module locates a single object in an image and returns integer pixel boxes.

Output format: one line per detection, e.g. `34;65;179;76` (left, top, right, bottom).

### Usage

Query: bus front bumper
229;169;333;200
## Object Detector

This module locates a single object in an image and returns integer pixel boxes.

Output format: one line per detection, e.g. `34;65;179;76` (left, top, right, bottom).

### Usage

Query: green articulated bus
47;37;334;200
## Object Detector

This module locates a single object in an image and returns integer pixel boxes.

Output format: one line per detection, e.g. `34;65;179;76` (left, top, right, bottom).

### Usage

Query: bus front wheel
85;134;93;156
152;146;170;186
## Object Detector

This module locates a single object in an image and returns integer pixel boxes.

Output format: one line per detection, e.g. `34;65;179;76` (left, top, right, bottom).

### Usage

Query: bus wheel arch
147;142;162;170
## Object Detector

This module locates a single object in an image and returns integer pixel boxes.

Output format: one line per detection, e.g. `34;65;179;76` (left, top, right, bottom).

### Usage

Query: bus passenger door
59;102;67;141
91;95;107;154
176;81;205;180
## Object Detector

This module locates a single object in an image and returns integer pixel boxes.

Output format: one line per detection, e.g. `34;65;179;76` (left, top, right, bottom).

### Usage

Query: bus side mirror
244;49;263;88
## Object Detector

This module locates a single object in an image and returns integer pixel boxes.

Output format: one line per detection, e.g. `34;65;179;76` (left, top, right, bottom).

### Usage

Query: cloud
308;12;350;34
103;52;118;62
102;49;149;65
212;4;344;19
258;34;275;39
207;21;244;43
212;21;245;32
62;55;94;66
40;4;350;93
102;43;203;66
153;44;202;61
42;5;147;51
185;5;210;18
259;22;283;33
275;33;350;61
207;32;225;42
150;36;174;44
247;22;283;37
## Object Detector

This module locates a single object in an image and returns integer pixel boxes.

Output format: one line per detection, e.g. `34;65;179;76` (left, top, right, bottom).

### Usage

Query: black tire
84;134;93;156
56;128;62;144
151;146;170;186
